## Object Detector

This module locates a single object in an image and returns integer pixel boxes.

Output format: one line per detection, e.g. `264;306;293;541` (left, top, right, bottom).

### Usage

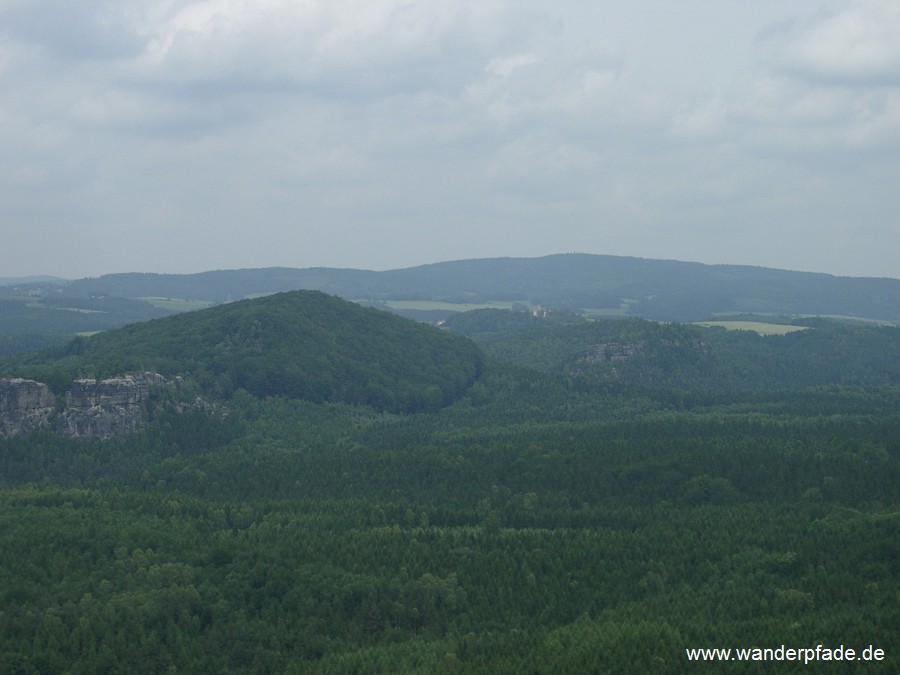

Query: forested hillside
0;287;897;672
5;291;483;413
445;309;900;390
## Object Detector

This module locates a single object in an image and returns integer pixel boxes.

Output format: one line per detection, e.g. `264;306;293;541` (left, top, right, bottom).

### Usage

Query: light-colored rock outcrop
0;378;56;436
1;372;171;439
56;373;167;439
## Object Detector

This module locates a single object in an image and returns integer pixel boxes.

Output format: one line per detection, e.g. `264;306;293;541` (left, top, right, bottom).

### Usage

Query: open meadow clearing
694;321;809;335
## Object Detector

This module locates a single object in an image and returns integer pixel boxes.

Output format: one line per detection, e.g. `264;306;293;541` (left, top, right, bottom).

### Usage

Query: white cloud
669;98;727;140
0;0;151;60
486;53;539;78
550;68;616;117
738;74;854;129
732;0;900;155
841;89;900;147
783;0;900;84
135;0;510;92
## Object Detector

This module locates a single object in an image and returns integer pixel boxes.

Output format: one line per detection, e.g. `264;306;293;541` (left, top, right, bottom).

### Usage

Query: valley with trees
0;261;897;673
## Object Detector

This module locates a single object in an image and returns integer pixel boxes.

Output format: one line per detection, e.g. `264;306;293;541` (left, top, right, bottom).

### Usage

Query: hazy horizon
3;1;899;280
4;251;900;284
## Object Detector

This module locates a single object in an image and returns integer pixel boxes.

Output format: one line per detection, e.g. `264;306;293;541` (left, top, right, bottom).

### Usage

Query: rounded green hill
14;291;484;413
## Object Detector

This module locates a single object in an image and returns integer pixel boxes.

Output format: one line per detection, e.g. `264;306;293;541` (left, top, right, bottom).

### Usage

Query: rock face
0;378;56;436
0;372;170;439
56;373;166;439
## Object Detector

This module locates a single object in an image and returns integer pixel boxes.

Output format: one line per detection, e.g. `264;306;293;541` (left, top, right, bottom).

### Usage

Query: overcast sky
2;0;899;279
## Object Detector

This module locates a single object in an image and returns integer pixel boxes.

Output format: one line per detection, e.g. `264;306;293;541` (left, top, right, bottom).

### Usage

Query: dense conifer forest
0;292;897;673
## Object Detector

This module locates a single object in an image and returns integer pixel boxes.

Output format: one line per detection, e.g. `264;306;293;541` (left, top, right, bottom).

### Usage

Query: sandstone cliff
0;378;56;436
0;372;169;439
57;373;168;439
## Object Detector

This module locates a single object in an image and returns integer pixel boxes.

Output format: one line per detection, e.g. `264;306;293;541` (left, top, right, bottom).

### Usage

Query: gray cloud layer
2;0;898;278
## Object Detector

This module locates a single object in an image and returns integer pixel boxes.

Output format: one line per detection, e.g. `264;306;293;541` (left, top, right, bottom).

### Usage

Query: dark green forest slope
0;294;897;672
5;291;483;413
445;309;900;390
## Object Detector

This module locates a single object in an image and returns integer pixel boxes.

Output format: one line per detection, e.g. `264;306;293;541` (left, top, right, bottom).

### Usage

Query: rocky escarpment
57;373;167;439
569;336;711;381
0;378;56;436
0;372;169;439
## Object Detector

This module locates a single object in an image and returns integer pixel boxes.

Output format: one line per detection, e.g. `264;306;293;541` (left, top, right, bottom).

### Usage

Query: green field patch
381;300;519;312
694;321;809;336
581;306;631;317
713;312;897;327
58;307;105;314
138;297;215;312
244;292;282;300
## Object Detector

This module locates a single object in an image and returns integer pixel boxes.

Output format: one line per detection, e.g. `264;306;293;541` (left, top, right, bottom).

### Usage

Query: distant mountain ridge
63;254;900;322
0;276;68;286
2;255;898;357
